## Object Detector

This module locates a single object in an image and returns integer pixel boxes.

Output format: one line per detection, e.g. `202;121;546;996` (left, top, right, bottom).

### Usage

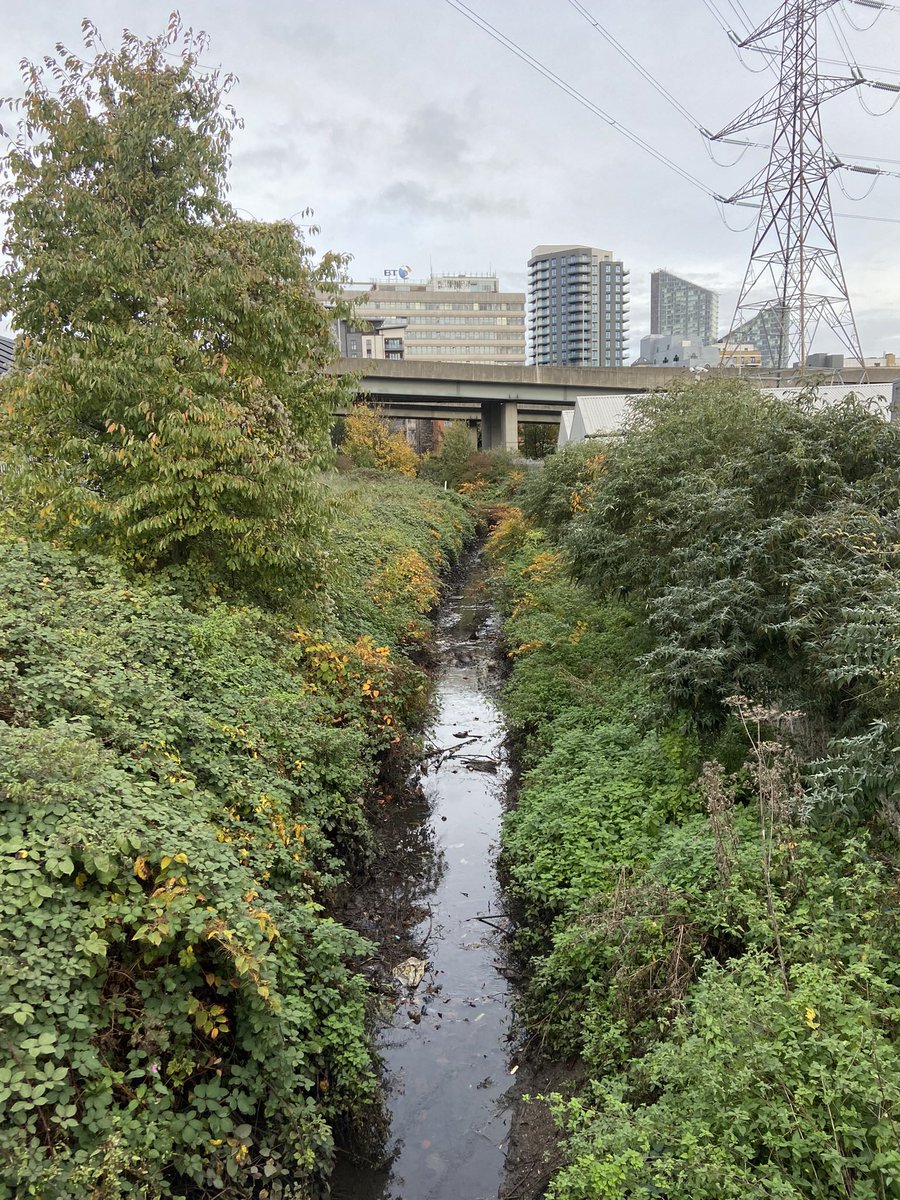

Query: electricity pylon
712;0;875;373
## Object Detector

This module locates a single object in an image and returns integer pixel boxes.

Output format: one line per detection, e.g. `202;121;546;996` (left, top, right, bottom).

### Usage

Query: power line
730;34;900;74
564;0;704;132
705;0;900;74
839;208;900;220
849;0;900;12
826;8;860;72
702;0;775;69
732;198;900;221
441;0;900;229
727;0;757;34
569;0;900;183
843;0;884;28
720;134;900;167
722;1;866;370
441;0;715;196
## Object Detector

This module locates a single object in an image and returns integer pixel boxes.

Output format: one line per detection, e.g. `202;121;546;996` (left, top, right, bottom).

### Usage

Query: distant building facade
650;270;718;345
839;352;898;369
333;315;407;360
341;274;525;364
725;308;788;369
638;333;719;369
717;340;762;368
528;245;629;367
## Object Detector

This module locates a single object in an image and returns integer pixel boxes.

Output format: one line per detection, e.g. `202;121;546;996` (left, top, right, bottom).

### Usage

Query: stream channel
332;552;516;1200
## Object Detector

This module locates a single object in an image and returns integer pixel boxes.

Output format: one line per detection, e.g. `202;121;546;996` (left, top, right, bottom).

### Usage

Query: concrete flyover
327;358;900;451
328;359;684;451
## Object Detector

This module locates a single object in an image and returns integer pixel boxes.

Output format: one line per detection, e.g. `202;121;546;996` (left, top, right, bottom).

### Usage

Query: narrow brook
332;554;515;1200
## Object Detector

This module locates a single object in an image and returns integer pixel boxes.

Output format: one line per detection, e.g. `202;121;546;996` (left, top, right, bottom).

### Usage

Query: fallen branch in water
422;736;479;759
466;913;509;929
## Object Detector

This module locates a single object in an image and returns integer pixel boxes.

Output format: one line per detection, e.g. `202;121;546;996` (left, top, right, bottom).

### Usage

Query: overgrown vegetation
0;475;472;1199
0;18;476;1199
0;19;352;593
491;379;900;1199
342;405;418;478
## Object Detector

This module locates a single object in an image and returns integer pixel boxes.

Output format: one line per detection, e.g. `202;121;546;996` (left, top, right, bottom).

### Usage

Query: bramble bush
491;380;900;1198
0;470;470;1199
0;16;476;1198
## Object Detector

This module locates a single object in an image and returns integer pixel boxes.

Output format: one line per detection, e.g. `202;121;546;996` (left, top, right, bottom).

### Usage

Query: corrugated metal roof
0;335;13;375
557;410;574;448
767;383;898;418
569;393;637;443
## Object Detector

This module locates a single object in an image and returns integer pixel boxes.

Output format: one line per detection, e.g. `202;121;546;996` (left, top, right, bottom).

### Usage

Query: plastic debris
392;956;426;989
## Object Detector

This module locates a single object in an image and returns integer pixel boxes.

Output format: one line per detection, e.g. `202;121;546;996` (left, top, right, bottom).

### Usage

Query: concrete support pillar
480;400;498;450
480;400;518;452
498;400;518;452
464;419;479;448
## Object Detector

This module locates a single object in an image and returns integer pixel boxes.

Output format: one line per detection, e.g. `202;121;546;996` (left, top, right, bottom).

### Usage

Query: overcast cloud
2;0;899;357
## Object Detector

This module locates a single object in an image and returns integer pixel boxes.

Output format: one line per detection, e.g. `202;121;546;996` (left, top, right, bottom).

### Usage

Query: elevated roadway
328;359;899;450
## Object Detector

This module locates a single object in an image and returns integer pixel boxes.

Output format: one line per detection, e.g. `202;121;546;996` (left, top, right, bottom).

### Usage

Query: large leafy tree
0;17;350;584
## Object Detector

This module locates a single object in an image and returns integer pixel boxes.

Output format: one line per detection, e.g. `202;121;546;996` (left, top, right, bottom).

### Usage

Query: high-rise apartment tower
650;270;718;345
528;245;629;367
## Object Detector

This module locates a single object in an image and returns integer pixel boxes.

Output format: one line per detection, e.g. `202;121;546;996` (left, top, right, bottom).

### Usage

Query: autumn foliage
0;18;352;586
342;404;418;477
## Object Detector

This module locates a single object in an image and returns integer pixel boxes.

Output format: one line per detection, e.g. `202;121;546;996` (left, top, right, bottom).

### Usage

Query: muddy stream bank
332;552;525;1200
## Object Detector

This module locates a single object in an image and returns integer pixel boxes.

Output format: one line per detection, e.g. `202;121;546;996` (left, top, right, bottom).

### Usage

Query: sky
1;0;899;359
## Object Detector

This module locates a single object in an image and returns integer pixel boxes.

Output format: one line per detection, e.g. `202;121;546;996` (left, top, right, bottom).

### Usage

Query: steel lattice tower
714;0;865;372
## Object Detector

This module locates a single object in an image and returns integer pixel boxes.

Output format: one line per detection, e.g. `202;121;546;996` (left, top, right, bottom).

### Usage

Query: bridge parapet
328;359;900;428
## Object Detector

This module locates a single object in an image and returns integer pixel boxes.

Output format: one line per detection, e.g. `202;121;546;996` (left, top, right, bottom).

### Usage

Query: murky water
333;557;514;1200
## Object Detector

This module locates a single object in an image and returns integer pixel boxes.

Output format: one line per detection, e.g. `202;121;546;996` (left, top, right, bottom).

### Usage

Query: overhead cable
441;0;900;227
441;0;714;196
701;0;773;70
842;0;884;29
836;171;880;199
731;199;900;223
848;0;900;12
826;8;861;72
564;0;704;132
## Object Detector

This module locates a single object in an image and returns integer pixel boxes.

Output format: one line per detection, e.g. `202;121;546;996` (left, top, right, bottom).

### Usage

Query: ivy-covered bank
489;381;900;1200
0;21;483;1197
0;474;473;1199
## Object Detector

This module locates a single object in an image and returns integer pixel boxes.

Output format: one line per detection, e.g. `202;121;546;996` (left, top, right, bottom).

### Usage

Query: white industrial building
557;382;900;450
557;394;638;449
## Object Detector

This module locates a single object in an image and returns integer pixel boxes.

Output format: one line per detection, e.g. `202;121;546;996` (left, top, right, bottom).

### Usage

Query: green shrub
520;441;609;539
565;381;900;744
490;383;900;1200
0;470;472;1198
547;953;900;1200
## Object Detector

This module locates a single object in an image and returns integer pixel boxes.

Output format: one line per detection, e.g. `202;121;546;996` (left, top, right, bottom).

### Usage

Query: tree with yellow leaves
343;404;418;477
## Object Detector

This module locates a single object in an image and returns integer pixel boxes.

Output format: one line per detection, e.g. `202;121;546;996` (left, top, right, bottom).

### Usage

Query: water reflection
332;558;514;1200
